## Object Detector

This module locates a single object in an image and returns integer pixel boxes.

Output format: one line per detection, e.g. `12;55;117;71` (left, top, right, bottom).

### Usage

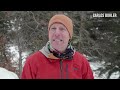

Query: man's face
49;23;70;53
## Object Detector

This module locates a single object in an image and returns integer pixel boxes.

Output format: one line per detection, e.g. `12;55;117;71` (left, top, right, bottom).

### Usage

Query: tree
0;11;16;73
86;11;120;78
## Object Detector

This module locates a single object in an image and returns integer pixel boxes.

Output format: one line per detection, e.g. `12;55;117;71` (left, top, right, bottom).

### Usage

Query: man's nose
54;28;61;37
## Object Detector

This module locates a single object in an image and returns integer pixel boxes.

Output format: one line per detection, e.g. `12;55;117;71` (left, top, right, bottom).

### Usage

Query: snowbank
0;67;19;79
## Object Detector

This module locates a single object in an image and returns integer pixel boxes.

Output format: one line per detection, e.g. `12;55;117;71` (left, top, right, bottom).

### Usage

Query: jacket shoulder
25;51;46;64
74;51;90;64
74;51;88;60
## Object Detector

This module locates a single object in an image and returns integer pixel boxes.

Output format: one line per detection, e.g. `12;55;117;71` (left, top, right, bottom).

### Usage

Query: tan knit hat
48;14;73;39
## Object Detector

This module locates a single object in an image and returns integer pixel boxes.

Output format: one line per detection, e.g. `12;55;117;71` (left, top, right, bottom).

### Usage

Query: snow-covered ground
0;45;119;79
89;61;120;79
0;67;19;79
89;61;107;79
109;71;120;79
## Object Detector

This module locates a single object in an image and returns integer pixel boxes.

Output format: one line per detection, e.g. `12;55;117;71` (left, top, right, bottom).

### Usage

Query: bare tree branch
27;11;40;30
25;22;35;30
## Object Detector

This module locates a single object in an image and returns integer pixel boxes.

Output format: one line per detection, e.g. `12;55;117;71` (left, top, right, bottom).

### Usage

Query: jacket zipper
60;59;63;79
66;63;68;79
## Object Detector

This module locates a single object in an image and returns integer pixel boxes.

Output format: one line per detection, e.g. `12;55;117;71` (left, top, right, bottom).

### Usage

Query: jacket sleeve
82;57;94;79
21;58;36;79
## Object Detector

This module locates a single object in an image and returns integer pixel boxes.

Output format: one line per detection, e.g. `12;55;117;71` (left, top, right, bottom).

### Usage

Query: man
21;14;94;79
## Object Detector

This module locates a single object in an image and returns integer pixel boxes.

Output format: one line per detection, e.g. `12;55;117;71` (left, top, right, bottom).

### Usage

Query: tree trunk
17;31;23;78
18;48;22;78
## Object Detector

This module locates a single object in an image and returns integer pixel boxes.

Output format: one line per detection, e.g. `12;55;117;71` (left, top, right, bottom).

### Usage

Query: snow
90;61;103;70
89;61;120;79
109;71;120;79
89;61;107;79
8;45;19;62
8;44;30;67
0;67;19;79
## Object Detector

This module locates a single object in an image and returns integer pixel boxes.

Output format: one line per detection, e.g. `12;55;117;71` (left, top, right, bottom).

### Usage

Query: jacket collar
40;41;75;61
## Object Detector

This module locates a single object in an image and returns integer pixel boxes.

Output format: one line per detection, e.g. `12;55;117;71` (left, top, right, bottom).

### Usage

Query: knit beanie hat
48;14;73;39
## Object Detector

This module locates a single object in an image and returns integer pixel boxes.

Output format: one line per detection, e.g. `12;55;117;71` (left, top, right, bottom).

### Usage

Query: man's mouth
53;39;63;42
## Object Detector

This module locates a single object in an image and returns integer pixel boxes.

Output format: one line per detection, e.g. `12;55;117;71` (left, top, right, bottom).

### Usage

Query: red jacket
21;51;94;79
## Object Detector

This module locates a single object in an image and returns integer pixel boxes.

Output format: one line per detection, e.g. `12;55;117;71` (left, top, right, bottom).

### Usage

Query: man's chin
52;42;63;47
52;47;62;51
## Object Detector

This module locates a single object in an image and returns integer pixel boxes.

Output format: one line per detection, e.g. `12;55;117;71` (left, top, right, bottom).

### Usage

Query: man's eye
60;28;65;31
51;27;56;29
